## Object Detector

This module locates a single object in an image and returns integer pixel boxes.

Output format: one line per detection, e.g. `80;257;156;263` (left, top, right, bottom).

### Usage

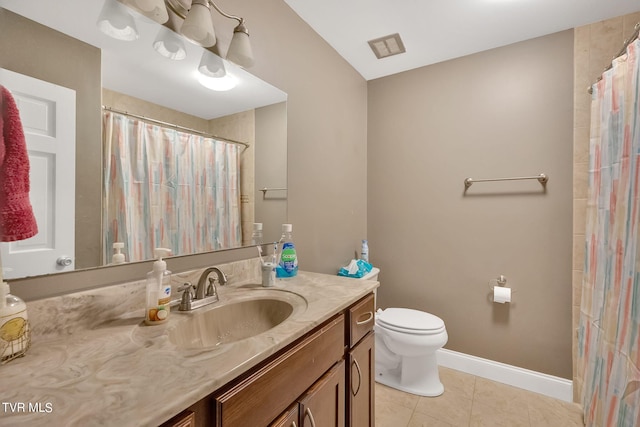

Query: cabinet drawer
348;294;375;348
215;314;345;427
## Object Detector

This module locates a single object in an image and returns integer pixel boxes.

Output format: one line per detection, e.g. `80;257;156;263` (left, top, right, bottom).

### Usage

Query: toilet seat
376;308;445;335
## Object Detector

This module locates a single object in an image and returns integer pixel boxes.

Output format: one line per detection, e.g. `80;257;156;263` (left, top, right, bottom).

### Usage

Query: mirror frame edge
10;246;260;302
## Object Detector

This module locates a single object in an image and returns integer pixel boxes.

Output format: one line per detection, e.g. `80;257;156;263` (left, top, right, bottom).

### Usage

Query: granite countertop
0;268;378;426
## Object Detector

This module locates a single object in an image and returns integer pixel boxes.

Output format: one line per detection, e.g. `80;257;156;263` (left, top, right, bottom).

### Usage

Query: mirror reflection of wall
0;6;287;280
255;102;288;244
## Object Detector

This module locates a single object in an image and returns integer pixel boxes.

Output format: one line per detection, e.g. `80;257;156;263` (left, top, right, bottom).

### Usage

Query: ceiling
284;0;640;81
1;0;287;120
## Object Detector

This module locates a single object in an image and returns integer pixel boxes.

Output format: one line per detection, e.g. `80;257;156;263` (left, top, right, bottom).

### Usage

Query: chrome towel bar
464;173;548;188
260;187;288;196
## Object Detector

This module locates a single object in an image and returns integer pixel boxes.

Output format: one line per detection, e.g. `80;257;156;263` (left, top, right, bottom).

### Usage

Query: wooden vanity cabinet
346;294;375;427
214;314;345;426
298;361;345;427
160;410;196;427
269;403;299;427
161;292;376;427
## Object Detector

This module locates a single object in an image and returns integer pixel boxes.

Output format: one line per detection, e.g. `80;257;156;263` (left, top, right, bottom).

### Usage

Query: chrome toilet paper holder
488;274;514;303
488;274;510;290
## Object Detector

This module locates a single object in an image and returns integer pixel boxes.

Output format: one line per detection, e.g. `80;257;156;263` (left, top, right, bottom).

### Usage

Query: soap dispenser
111;242;125;264
0;282;30;362
145;248;172;325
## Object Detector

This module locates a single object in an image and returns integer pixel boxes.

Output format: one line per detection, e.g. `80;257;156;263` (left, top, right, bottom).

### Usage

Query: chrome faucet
176;267;227;312
195;267;227;299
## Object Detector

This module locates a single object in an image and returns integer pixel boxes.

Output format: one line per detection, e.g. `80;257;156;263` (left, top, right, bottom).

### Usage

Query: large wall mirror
0;0;287;281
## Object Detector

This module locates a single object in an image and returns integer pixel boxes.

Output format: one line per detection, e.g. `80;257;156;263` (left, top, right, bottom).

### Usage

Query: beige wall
1;9;102;270
226;0;369;272
572;10;640;402
255;102;288;243
368;31;574;378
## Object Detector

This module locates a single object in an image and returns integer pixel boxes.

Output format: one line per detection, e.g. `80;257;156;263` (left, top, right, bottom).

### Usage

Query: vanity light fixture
166;0;254;68
97;0;140;41
121;0;169;24
198;50;227;78
197;72;237;91
153;26;187;60
196;51;237;91
180;0;217;47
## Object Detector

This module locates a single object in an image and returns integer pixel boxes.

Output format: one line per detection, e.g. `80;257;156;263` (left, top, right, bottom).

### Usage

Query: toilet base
375;354;444;397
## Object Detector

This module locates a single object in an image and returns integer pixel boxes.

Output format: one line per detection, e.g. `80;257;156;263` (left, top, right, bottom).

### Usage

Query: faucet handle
206;277;217;297
178;282;194;311
177;282;194;293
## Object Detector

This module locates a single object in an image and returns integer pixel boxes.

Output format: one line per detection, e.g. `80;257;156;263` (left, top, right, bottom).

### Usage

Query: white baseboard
436;348;573;402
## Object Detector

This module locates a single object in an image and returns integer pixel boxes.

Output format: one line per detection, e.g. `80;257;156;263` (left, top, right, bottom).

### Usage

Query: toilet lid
377;308;445;332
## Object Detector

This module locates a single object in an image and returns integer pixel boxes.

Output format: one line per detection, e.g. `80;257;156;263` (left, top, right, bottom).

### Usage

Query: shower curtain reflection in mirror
102;111;241;264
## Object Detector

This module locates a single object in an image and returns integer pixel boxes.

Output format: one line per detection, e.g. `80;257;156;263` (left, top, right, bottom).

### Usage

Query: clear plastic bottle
361;239;369;262
276;224;298;278
145;248;172;325
251;222;263;245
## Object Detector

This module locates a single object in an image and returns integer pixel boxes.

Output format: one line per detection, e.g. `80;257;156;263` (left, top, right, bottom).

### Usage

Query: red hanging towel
0;85;38;242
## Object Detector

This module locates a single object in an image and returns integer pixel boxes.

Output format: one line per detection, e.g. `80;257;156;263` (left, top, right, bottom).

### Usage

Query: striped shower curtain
578;39;640;426
102;111;242;264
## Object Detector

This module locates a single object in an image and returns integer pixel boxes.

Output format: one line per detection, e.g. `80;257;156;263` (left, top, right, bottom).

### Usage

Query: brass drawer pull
351;358;362;396
356;311;373;325
304;408;316;427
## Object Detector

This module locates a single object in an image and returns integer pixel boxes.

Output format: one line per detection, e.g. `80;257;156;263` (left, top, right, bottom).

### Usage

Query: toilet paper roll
493;286;511;304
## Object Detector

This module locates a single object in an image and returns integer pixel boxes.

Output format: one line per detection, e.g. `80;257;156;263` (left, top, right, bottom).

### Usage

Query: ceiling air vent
367;33;406;59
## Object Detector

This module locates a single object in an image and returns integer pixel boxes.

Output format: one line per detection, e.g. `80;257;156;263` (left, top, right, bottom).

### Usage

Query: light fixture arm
165;0;247;34
208;1;241;25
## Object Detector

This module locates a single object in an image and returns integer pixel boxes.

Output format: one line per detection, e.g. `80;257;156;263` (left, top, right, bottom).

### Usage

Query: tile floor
375;367;584;427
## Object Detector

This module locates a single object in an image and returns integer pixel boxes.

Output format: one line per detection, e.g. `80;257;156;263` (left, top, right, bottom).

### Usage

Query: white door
0;68;76;279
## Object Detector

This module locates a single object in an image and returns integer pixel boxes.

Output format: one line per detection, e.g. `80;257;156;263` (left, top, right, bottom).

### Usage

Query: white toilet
375;307;448;396
359;267;448;396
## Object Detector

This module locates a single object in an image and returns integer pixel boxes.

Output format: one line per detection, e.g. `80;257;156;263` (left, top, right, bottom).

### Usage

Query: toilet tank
360;267;380;281
359;267;380;308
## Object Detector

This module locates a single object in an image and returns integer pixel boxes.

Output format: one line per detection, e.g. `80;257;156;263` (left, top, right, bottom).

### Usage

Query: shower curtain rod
588;22;640;94
101;106;250;148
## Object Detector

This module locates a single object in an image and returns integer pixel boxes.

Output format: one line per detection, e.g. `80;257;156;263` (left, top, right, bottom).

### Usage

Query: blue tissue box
338;259;373;278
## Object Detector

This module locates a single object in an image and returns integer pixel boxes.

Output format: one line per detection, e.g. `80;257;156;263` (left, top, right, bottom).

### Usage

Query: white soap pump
144;248;172;325
112;242;125;264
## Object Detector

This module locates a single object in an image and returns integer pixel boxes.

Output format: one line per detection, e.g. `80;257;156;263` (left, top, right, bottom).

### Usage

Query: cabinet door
160;410;196;427
299;361;345;427
270;403;299;427
348;332;374;427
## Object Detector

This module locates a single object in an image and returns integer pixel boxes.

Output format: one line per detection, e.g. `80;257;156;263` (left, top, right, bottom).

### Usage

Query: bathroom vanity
165;292;375;427
0;261;378;427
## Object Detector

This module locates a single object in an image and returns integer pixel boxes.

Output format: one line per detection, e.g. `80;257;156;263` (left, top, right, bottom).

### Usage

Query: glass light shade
226;30;254;68
197;73;237;92
180;0;216;47
124;0;169;24
198;51;226;78
97;0;139;41
153;27;187;60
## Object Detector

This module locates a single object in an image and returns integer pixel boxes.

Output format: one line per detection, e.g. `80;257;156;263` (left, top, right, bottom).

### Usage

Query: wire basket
0;318;31;365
